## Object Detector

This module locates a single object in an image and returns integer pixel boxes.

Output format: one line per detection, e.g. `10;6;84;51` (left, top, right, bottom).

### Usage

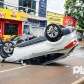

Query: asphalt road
0;45;84;84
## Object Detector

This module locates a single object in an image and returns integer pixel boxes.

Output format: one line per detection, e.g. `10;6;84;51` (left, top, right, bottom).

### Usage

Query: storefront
47;11;64;25
0;19;22;36
23;15;47;36
0;8;28;40
63;16;77;27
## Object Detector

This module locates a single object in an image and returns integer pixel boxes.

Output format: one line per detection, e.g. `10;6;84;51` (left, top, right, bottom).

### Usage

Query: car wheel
2;42;14;54
45;24;63;42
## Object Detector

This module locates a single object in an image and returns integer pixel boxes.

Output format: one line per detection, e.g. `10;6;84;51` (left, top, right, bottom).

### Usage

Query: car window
16;36;47;47
62;28;73;35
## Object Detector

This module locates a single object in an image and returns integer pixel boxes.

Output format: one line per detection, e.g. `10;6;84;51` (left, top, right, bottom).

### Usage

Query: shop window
4;23;18;35
23;25;30;34
0;0;4;8
19;0;36;14
40;21;47;27
27;0;31;8
32;1;36;9
28;19;39;28
28;19;47;28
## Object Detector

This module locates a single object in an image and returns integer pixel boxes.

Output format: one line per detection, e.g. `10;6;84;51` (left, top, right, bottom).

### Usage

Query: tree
65;0;84;30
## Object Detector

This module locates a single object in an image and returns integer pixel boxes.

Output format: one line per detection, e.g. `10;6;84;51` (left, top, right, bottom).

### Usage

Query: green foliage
65;0;84;29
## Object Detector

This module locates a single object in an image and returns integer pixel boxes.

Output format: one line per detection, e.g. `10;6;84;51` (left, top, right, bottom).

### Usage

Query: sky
47;0;65;14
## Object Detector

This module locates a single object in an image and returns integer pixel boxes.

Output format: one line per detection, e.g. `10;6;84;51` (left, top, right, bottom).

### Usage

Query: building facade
47;0;65;25
47;11;64;25
0;0;47;38
0;7;28;40
0;0;47;17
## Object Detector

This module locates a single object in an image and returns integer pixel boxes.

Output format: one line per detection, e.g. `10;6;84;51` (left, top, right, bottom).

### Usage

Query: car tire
2;42;14;54
45;24;63;42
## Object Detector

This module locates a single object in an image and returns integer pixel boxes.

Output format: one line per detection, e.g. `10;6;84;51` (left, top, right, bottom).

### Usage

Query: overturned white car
0;24;78;64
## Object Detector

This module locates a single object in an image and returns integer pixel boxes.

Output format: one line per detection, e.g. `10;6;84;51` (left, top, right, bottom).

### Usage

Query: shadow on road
45;62;66;66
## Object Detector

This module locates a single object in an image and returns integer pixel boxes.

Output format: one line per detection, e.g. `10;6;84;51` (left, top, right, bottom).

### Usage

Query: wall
4;0;19;10
35;0;40;16
47;0;65;14
4;0;47;17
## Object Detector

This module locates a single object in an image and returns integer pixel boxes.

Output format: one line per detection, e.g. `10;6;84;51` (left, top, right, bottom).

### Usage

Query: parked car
0;24;78;64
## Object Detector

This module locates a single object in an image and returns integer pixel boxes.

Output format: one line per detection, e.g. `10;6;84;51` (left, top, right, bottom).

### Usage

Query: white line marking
0;65;30;73
72;77;84;84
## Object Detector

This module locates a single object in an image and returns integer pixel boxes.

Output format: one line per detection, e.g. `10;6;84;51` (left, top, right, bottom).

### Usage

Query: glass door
4;23;18;35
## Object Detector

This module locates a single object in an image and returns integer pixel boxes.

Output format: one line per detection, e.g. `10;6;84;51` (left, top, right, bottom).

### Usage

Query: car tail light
64;40;78;49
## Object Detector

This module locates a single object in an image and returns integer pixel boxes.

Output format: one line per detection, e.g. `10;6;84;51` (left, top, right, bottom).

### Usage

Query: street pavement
0;45;83;84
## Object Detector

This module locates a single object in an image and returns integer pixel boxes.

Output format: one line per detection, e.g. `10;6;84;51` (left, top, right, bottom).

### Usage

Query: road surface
0;45;84;84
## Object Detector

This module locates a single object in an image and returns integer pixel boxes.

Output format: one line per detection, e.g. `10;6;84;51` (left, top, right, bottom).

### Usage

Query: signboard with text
0;8;28;21
47;11;64;25
39;0;47;17
63;16;77;27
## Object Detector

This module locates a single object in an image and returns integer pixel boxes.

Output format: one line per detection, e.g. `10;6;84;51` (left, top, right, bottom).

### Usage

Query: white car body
0;31;78;63
0;24;78;64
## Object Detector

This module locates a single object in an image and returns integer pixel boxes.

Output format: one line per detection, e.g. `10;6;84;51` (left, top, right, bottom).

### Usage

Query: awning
0;8;28;21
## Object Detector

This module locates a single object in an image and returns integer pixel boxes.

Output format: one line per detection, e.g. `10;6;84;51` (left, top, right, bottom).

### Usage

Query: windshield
62;28;74;35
